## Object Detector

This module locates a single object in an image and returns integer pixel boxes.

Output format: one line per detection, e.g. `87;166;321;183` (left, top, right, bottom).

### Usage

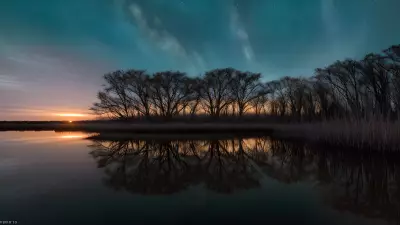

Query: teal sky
0;0;399;120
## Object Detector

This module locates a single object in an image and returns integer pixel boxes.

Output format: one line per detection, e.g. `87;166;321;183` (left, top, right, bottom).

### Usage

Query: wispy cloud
292;0;369;72
0;75;23;90
127;3;207;74
321;0;340;37
230;5;254;62
129;3;187;57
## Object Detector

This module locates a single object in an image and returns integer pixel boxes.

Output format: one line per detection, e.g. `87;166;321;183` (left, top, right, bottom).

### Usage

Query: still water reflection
0;131;399;225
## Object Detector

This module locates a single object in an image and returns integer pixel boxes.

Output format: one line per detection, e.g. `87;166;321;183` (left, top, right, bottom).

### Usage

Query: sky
0;0;399;121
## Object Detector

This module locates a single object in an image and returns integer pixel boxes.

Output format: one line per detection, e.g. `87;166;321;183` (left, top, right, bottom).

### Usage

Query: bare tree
90;70;134;119
149;71;190;119
199;68;234;117
266;80;287;116
383;45;400;64
302;80;317;120
357;54;391;118
281;77;307;120
312;74;335;119
250;94;269;115
124;70;153;118
183;77;203;116
231;70;263;116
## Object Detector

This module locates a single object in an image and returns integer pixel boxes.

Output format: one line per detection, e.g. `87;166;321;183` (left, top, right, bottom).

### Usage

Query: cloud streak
0;75;23;90
129;3;187;57
128;3;206;74
230;5;255;62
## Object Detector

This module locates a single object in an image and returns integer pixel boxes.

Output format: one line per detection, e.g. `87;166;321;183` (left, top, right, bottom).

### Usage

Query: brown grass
271;119;400;151
0;122;275;134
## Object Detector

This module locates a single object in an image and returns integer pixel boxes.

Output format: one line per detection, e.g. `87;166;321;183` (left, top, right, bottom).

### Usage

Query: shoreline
0;122;276;133
2;120;400;152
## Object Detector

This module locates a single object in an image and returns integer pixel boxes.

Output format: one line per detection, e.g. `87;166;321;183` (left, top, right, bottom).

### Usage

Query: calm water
0;131;398;225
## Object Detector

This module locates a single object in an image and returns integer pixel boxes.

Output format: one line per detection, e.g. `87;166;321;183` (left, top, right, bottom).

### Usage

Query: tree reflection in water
89;138;264;194
88;137;400;223
268;139;400;223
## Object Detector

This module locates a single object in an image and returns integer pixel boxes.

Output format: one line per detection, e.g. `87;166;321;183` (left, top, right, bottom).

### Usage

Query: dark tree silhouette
230;71;263;116
125;70;153;118
90;70;134;119
90;43;400;122
199;68;235;117
149;71;189;119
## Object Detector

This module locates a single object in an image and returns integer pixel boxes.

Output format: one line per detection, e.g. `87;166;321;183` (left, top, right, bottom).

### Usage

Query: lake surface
0;131;398;225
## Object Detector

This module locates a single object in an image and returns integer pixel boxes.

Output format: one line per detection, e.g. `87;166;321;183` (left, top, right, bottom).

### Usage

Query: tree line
91;44;400;121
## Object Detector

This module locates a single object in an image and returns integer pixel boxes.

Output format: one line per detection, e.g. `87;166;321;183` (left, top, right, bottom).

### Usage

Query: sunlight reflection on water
0;131;92;144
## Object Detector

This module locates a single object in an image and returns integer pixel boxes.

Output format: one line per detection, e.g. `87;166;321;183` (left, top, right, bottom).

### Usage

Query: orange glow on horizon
55;113;89;117
59;135;86;139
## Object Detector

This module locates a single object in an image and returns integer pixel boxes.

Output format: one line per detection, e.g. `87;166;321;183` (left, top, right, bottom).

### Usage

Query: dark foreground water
0;131;399;225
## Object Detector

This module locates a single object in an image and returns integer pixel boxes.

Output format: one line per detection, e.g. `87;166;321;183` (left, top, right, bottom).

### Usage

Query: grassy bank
271;119;400;152
87;132;268;141
0;121;275;134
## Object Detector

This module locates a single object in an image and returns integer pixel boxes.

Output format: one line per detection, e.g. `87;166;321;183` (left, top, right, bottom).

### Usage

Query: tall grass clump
273;118;400;152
